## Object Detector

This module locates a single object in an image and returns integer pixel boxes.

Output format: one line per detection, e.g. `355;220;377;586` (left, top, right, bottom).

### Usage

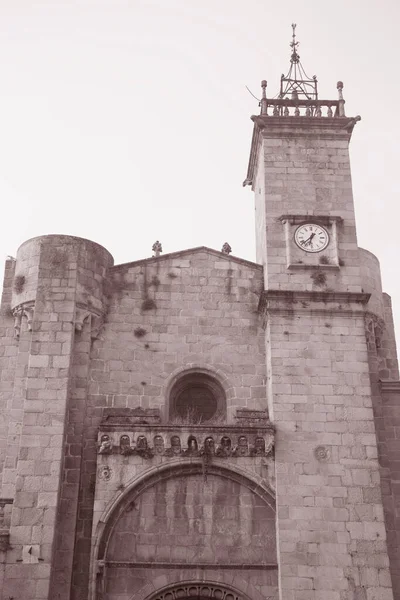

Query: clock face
294;223;329;253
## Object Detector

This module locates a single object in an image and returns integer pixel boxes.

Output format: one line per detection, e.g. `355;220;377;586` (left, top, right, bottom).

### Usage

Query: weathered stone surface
0;62;398;600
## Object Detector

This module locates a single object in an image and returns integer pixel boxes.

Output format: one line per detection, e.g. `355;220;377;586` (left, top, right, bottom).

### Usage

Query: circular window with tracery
169;372;226;423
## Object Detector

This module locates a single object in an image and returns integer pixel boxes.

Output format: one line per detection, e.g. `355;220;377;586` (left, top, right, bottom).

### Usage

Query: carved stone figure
216;436;232;457
135;435;154;458
202;437;215;456
120;435;134;455
165;435;182;457
251;437;266;456
152;240;163;257
233;436;248;457
171;435;182;455
98;434;113;454
153;435;165;455
184;435;198;456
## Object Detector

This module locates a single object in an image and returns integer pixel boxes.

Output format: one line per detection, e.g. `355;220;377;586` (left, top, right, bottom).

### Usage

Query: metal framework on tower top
256;25;354;120
280;24;318;100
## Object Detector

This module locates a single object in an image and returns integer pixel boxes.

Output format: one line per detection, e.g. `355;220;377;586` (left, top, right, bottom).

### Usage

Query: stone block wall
252;120;363;294
265;293;394;600
0;232;398;600
70;247;268;600
0;235;113;600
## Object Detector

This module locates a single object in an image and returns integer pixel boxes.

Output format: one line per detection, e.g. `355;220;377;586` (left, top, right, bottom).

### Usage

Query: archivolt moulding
139;579;271;600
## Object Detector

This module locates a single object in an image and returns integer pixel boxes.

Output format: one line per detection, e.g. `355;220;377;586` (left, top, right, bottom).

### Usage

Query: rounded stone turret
11;235;114;335
358;247;384;318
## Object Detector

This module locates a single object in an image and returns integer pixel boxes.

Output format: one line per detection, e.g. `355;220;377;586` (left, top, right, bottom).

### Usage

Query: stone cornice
99;422;275;434
258;289;371;316
244;115;358;188
279;214;343;226
104;561;278;570
252;114;357;135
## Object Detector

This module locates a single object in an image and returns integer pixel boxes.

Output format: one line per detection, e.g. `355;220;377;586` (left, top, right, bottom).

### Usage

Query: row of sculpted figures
98;433;274;458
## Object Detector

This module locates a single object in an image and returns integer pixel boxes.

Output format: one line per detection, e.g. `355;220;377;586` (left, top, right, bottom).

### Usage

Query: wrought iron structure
280;23;318;100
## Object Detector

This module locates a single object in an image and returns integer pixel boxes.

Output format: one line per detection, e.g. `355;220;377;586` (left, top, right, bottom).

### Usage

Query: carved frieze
97;429;274;459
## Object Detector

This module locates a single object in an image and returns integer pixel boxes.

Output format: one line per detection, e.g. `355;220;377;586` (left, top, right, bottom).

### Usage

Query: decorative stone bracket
365;312;386;351
75;307;104;340
12;302;35;338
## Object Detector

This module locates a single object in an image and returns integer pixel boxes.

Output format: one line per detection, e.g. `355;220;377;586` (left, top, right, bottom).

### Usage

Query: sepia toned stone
0;26;397;600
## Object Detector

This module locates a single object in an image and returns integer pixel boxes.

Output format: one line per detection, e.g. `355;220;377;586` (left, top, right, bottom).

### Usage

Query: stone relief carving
97;432;274;459
183;435;199;456
314;445;330;461
135;435;154;458
216;435;232;457
75;307;104;340
75;308;91;332
164;435;182;457
233;435;249;457
97;465;113;481
98;435;113;454
12;301;35;338
119;435;134;456
153;435;165;455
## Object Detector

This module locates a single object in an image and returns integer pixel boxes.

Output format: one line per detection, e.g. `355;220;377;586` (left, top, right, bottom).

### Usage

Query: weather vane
290;23;300;63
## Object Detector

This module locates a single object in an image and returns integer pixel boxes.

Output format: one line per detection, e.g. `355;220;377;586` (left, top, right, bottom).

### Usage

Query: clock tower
244;24;399;600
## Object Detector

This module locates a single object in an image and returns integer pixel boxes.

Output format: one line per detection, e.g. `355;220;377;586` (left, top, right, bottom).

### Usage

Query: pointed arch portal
93;462;278;600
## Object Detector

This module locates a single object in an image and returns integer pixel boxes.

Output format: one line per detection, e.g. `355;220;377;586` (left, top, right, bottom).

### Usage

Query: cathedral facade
0;31;400;600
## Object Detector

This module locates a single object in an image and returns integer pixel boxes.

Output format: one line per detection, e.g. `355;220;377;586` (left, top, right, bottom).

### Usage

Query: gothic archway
91;462;278;600
138;580;263;600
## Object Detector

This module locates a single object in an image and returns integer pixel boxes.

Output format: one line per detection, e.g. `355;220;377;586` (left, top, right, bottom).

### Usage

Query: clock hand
301;233;315;246
300;234;313;246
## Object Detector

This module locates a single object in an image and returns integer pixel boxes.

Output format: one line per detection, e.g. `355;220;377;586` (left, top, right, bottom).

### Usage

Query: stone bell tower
244;24;398;600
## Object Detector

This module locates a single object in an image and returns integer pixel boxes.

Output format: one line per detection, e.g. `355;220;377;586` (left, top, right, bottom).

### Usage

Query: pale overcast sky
1;0;399;346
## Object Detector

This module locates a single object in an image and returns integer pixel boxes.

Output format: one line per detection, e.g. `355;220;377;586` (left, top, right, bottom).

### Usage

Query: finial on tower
221;242;232;255
260;80;268;115
280;24;318;100
337;81;346;116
